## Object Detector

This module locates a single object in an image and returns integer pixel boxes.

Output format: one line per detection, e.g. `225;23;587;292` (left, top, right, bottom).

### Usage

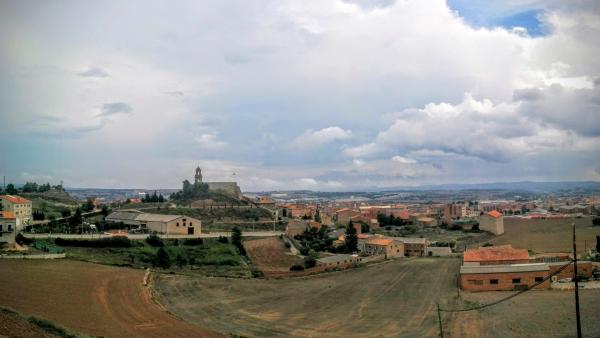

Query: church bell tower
195;166;202;184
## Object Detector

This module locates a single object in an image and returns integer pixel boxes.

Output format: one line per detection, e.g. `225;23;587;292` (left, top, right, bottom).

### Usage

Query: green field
62;238;251;277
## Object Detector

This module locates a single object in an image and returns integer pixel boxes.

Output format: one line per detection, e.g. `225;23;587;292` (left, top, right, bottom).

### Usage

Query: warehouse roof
393;237;428;244
461;263;549;274
106;210;142;221
134;213;183;222
463;245;529;262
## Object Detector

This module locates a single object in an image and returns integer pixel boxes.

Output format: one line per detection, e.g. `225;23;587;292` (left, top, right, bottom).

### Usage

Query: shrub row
54;236;131;248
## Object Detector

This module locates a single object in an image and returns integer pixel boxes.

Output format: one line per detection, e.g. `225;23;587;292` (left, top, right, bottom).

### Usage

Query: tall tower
195;166;202;184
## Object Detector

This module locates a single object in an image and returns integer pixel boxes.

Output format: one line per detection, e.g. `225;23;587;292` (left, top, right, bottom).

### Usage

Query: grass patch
64;238;250;277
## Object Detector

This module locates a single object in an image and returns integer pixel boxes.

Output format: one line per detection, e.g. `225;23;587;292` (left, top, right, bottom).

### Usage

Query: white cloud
291;126;352;149
195;132;227;150
391;156;417;164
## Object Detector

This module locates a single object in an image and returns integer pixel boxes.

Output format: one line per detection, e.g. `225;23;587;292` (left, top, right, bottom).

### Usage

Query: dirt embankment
0;260;221;338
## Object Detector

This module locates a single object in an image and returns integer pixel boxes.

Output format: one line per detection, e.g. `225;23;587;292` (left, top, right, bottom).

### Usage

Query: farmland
244;237;303;277
154;258;461;337
489;216;599;253
0;260;220;338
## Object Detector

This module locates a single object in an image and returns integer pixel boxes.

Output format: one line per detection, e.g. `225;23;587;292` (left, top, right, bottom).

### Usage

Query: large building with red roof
463;245;529;265
479;210;504;235
0;195;32;230
0;210;17;248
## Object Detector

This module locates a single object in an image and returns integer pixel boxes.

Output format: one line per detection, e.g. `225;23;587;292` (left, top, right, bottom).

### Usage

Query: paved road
24;231;283;240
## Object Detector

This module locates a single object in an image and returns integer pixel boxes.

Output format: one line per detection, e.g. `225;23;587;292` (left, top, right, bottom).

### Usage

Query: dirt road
0;260;220;338
155;258;461;337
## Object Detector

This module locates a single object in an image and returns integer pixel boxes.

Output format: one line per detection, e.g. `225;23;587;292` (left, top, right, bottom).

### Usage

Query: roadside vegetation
57;235;251;277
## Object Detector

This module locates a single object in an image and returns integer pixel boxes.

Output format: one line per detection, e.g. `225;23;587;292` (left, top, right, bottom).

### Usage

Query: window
535;277;543;282
512;278;521;284
176;222;179;227
490;279;499;284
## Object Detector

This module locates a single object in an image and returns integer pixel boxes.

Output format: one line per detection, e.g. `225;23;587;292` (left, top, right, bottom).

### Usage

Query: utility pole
572;222;582;338
437;303;444;338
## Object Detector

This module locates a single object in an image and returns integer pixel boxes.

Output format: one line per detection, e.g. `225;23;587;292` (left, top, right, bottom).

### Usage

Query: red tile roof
397;211;410;220
0;211;16;219
0;195;31;204
366;238;395;246
463;245;529;262
487;210;503;218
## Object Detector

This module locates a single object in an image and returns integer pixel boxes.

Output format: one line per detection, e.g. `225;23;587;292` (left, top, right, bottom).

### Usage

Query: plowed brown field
0;260;221;338
244;237;303;277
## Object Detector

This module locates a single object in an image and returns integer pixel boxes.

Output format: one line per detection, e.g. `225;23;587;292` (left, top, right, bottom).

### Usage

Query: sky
0;0;599;191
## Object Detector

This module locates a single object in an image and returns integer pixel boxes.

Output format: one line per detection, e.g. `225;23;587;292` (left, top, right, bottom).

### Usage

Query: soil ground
447;289;600;338
244;237;303;277
0;260;221;338
0;311;55;338
154;257;461;337
490;217;598;253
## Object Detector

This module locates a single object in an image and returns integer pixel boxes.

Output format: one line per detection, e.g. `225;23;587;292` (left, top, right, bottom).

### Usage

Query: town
1;168;600;337
2;0;599;337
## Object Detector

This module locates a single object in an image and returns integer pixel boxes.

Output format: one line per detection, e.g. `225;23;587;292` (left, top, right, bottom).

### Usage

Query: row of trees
142;191;165;203
0;182;65;194
376;212;411;226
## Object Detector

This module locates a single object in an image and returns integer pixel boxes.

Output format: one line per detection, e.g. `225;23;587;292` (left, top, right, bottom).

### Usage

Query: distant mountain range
384;181;600;193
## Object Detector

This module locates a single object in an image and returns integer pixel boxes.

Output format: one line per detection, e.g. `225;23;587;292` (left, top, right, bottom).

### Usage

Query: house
316;254;361;269
463;245;529;265
460;258;593;291
334;208;360;225
479;210;504;235
460;263;551;291
256;196;275;207
428;246;453;256
0;211;17;249
394;237;429;256
0;195;32;230
416;217;437;227
350;215;379;229
362;237;404;258
106;210;201;236
443;203;467;220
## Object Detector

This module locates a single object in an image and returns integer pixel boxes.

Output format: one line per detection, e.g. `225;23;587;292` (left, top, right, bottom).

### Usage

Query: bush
146;233;164;247
593;217;600;226
284;242;291;248
16;233;33;245
304;257;316;269
218;235;229;243
183;238;204;246
153;247;171;268
290;264;305;271
54;236;131;248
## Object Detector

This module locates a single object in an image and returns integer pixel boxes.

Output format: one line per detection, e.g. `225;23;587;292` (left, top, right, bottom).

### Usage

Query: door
188;227;194;235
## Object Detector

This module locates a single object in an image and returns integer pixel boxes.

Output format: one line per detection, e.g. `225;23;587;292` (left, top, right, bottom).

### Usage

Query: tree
22;182;38;193
175;254;186;269
158;194;165;203
101;205;109;217
314;209;321;223
70;208;82;227
344;221;358;253
61;209;72;218
146;233;164;247
471;223;480;231
593;217;600;226
231;226;245;255
304;249;318;268
154;247;171;268
596;235;600;253
5;184;17;195
82;199;95;212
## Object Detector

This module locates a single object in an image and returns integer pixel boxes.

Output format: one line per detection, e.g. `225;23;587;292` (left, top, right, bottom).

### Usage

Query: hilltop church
194;166;242;199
